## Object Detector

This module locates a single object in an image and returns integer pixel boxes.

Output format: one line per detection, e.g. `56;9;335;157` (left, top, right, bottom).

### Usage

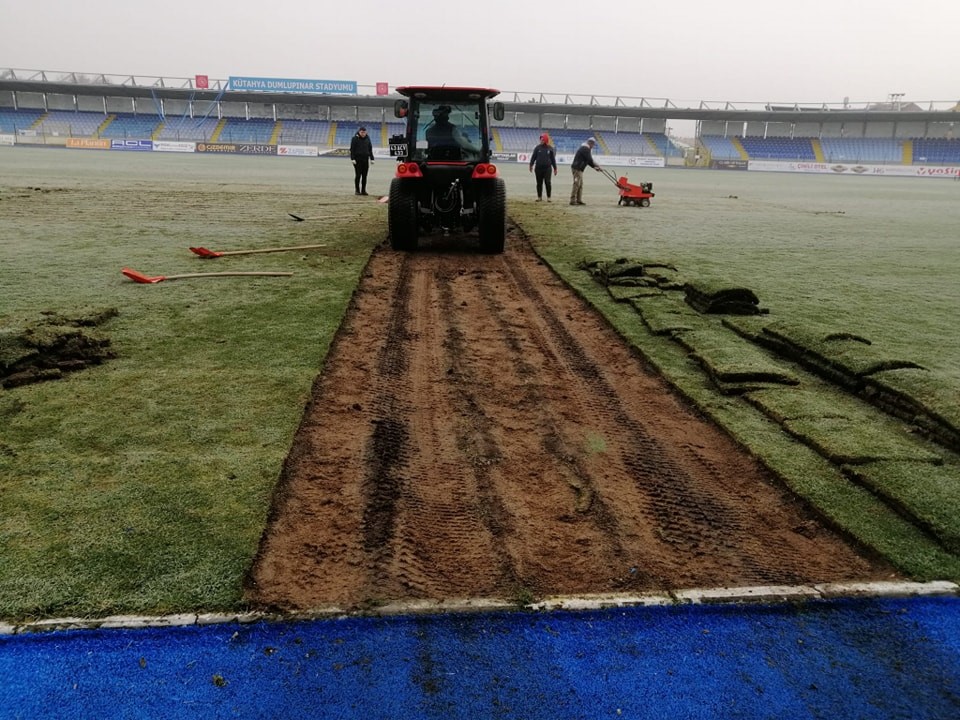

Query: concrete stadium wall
248;103;275;119
700;120;727;135
161;99;192;117
591;116;617;131
639;118;666;134
764;122;793;137
821;123;846;138
895;121;928;138
14;92;46;109
220;101;245;118
105;97;134;114
926;123;956;139
865;122;895;138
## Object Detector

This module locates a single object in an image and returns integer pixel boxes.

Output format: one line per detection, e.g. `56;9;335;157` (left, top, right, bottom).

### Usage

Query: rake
288;212;359;222
189;243;327;258
122;268;293;284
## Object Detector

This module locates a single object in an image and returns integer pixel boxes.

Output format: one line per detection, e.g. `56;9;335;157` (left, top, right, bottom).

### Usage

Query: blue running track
2;596;959;719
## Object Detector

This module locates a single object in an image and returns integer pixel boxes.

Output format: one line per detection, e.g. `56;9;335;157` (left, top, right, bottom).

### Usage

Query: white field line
2;581;957;636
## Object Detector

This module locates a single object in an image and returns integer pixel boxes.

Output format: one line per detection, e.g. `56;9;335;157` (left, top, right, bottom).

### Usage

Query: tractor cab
388;86;507;253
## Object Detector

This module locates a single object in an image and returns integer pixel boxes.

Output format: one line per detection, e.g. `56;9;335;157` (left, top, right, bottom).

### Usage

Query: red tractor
388;86;507;253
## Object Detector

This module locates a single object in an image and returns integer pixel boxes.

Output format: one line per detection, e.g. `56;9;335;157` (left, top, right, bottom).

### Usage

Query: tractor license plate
389;143;408;157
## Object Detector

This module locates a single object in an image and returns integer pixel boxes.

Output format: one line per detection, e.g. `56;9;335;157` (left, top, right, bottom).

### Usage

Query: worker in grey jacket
570;137;601;205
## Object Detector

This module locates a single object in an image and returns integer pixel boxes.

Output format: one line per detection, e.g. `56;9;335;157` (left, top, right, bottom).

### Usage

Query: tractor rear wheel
389;179;419;251
477;178;506;254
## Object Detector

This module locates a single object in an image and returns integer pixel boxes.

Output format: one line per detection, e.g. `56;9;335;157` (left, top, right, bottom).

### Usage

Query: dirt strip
247;230;896;612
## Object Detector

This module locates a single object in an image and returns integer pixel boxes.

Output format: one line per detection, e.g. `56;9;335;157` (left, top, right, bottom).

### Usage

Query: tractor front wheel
477;178;506;254
389;178;419;251
639;198;651;208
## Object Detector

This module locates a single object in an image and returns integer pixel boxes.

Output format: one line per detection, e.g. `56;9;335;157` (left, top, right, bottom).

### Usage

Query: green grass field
2;147;959;620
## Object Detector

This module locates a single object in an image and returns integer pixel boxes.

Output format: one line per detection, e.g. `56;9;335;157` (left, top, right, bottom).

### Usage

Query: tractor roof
396;86;500;101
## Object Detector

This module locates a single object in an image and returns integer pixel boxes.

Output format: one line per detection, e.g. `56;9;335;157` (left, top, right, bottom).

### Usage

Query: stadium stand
496;127;541;152
34;110;104;137
700;136;743;161
275;119;331;145
819;138;903;164
0;108;44;132
334;121;365;147
642;133;684;158
1;105;957;167
912;138;960;164
156;116;221;142
101;113;162;140
599;132;652;157
541;129;599;154
218;117;276;143
384;121;404;146
737;136;816;161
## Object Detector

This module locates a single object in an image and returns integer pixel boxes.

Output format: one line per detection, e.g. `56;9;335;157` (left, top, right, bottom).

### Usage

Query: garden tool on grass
189;243;327;258
122;268;293;284
288;213;359;221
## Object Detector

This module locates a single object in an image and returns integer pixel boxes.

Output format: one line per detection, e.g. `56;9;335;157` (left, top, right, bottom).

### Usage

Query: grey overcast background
2;0;958;105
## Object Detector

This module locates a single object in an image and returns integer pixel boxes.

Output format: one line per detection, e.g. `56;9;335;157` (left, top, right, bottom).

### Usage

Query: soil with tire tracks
246;227;897;611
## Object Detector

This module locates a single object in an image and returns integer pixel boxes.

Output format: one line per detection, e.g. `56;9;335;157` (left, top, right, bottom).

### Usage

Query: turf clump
684;279;764;315
0;307;118;389
578;258;684;290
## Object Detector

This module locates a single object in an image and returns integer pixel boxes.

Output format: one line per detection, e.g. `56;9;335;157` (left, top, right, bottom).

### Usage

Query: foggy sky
3;0;958;105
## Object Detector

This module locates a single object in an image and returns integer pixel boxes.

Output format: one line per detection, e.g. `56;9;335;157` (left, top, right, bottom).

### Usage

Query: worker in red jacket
528;133;558;201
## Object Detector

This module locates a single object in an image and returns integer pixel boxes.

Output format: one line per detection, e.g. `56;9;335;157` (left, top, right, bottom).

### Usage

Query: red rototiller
600;168;655;207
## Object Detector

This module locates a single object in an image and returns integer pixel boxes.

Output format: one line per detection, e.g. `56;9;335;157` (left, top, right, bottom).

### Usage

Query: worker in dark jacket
570;137;601;205
349;127;374;195
528;133;558;201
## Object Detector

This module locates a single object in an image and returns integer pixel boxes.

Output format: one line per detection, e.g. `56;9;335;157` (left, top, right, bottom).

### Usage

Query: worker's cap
433;105;452;118
586;136;597;144
539;133;549;141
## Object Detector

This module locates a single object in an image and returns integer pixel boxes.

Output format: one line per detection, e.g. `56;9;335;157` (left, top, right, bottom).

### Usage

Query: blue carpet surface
2;597;959;719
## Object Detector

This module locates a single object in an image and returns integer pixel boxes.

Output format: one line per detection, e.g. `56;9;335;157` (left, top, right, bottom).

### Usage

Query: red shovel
122;268;293;284
189;243;327;259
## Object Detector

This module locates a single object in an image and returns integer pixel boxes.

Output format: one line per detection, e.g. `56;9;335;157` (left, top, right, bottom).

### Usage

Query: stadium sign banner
546;153;665;169
66;138;111;150
711;159;748;171
750;159;960;179
278;145;319;157
196;142;239;154
491;152;518;162
0;134;14;146
910;165;960;178
228;76;358;95
153;141;196;153
237;144;277;155
111;139;153;152
622;155;666;168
